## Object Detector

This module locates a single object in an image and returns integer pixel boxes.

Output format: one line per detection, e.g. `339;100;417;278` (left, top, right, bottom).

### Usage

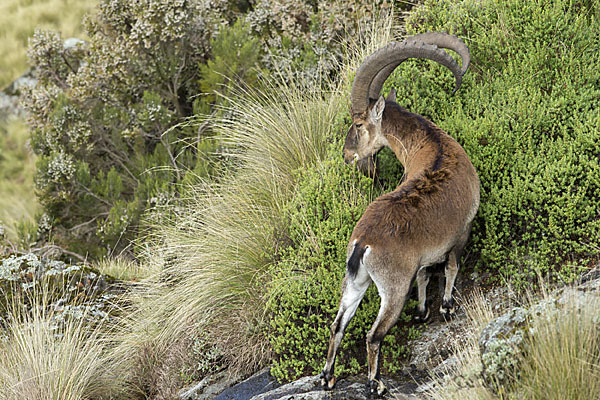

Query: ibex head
343;96;387;166
343;32;470;167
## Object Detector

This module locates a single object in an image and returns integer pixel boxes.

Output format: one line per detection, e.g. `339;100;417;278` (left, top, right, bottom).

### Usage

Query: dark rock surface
200;373;419;400
216;368;280;400
179;370;243;400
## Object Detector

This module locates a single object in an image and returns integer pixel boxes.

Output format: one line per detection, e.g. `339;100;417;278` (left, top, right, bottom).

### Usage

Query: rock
478;306;528;386
179;370;242;400
248;375;419;400
0;69;36;119
195;367;420;400
215;367;280;400
0;253;120;329
404;312;466;373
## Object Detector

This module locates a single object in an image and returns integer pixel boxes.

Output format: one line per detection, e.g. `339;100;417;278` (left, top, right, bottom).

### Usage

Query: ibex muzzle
321;32;479;397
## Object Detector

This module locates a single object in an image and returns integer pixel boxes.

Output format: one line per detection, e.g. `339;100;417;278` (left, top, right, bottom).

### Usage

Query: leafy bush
21;0;402;261
198;19;263;109
245;0;395;82
384;0;600;285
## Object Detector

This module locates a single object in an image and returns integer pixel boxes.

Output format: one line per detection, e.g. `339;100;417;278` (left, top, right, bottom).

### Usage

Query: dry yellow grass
0;117;38;243
0;0;95;89
0;285;123;400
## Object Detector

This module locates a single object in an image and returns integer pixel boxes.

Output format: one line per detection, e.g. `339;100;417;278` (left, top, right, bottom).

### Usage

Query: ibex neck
382;105;447;177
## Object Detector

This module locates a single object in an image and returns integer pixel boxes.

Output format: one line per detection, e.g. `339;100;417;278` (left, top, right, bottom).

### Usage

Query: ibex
320;33;480;397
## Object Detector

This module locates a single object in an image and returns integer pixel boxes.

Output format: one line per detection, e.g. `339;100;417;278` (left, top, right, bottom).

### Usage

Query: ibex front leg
321;269;371;389
440;248;461;319
415;267;431;322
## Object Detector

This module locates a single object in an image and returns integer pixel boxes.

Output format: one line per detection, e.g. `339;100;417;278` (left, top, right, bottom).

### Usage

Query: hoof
366;379;387;398
439;298;457;321
320;371;336;390
414;306;430;323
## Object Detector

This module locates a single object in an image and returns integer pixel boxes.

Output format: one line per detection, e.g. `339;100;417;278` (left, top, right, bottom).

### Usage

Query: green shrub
198;19;263;109
245;0;394;83
21;0;403;261
384;0;600;285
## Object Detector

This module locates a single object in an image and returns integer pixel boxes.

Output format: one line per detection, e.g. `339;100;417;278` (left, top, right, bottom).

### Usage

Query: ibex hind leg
321;267;371;390
366;280;412;397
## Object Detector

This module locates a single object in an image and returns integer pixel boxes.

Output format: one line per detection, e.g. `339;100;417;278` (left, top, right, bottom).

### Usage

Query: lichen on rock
0;253;120;333
478;306;528;386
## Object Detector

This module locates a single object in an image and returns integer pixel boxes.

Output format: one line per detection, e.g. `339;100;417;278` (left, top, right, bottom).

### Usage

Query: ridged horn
352;32;470;116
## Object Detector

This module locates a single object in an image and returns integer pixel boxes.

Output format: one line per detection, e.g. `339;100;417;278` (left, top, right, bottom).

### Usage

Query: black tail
347;242;367;279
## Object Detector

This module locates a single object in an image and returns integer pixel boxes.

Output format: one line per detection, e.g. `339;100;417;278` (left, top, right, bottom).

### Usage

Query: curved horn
368;33;470;100
412;32;470;75
352;33;470;116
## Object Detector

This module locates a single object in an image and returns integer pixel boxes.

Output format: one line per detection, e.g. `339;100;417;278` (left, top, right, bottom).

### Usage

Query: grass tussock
93;256;145;281
517;293;600;400
0;289;122;400
106;78;346;395
427;287;600;400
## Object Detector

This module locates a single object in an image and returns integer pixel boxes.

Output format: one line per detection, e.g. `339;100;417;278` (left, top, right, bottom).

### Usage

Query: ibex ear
385;88;396;103
371;96;385;122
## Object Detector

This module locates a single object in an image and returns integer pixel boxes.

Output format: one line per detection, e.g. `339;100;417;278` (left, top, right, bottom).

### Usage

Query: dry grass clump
110;77;344;393
516;293;600;400
426;286;600;400
423;289;498;400
0;288;122;400
93;256;145;281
